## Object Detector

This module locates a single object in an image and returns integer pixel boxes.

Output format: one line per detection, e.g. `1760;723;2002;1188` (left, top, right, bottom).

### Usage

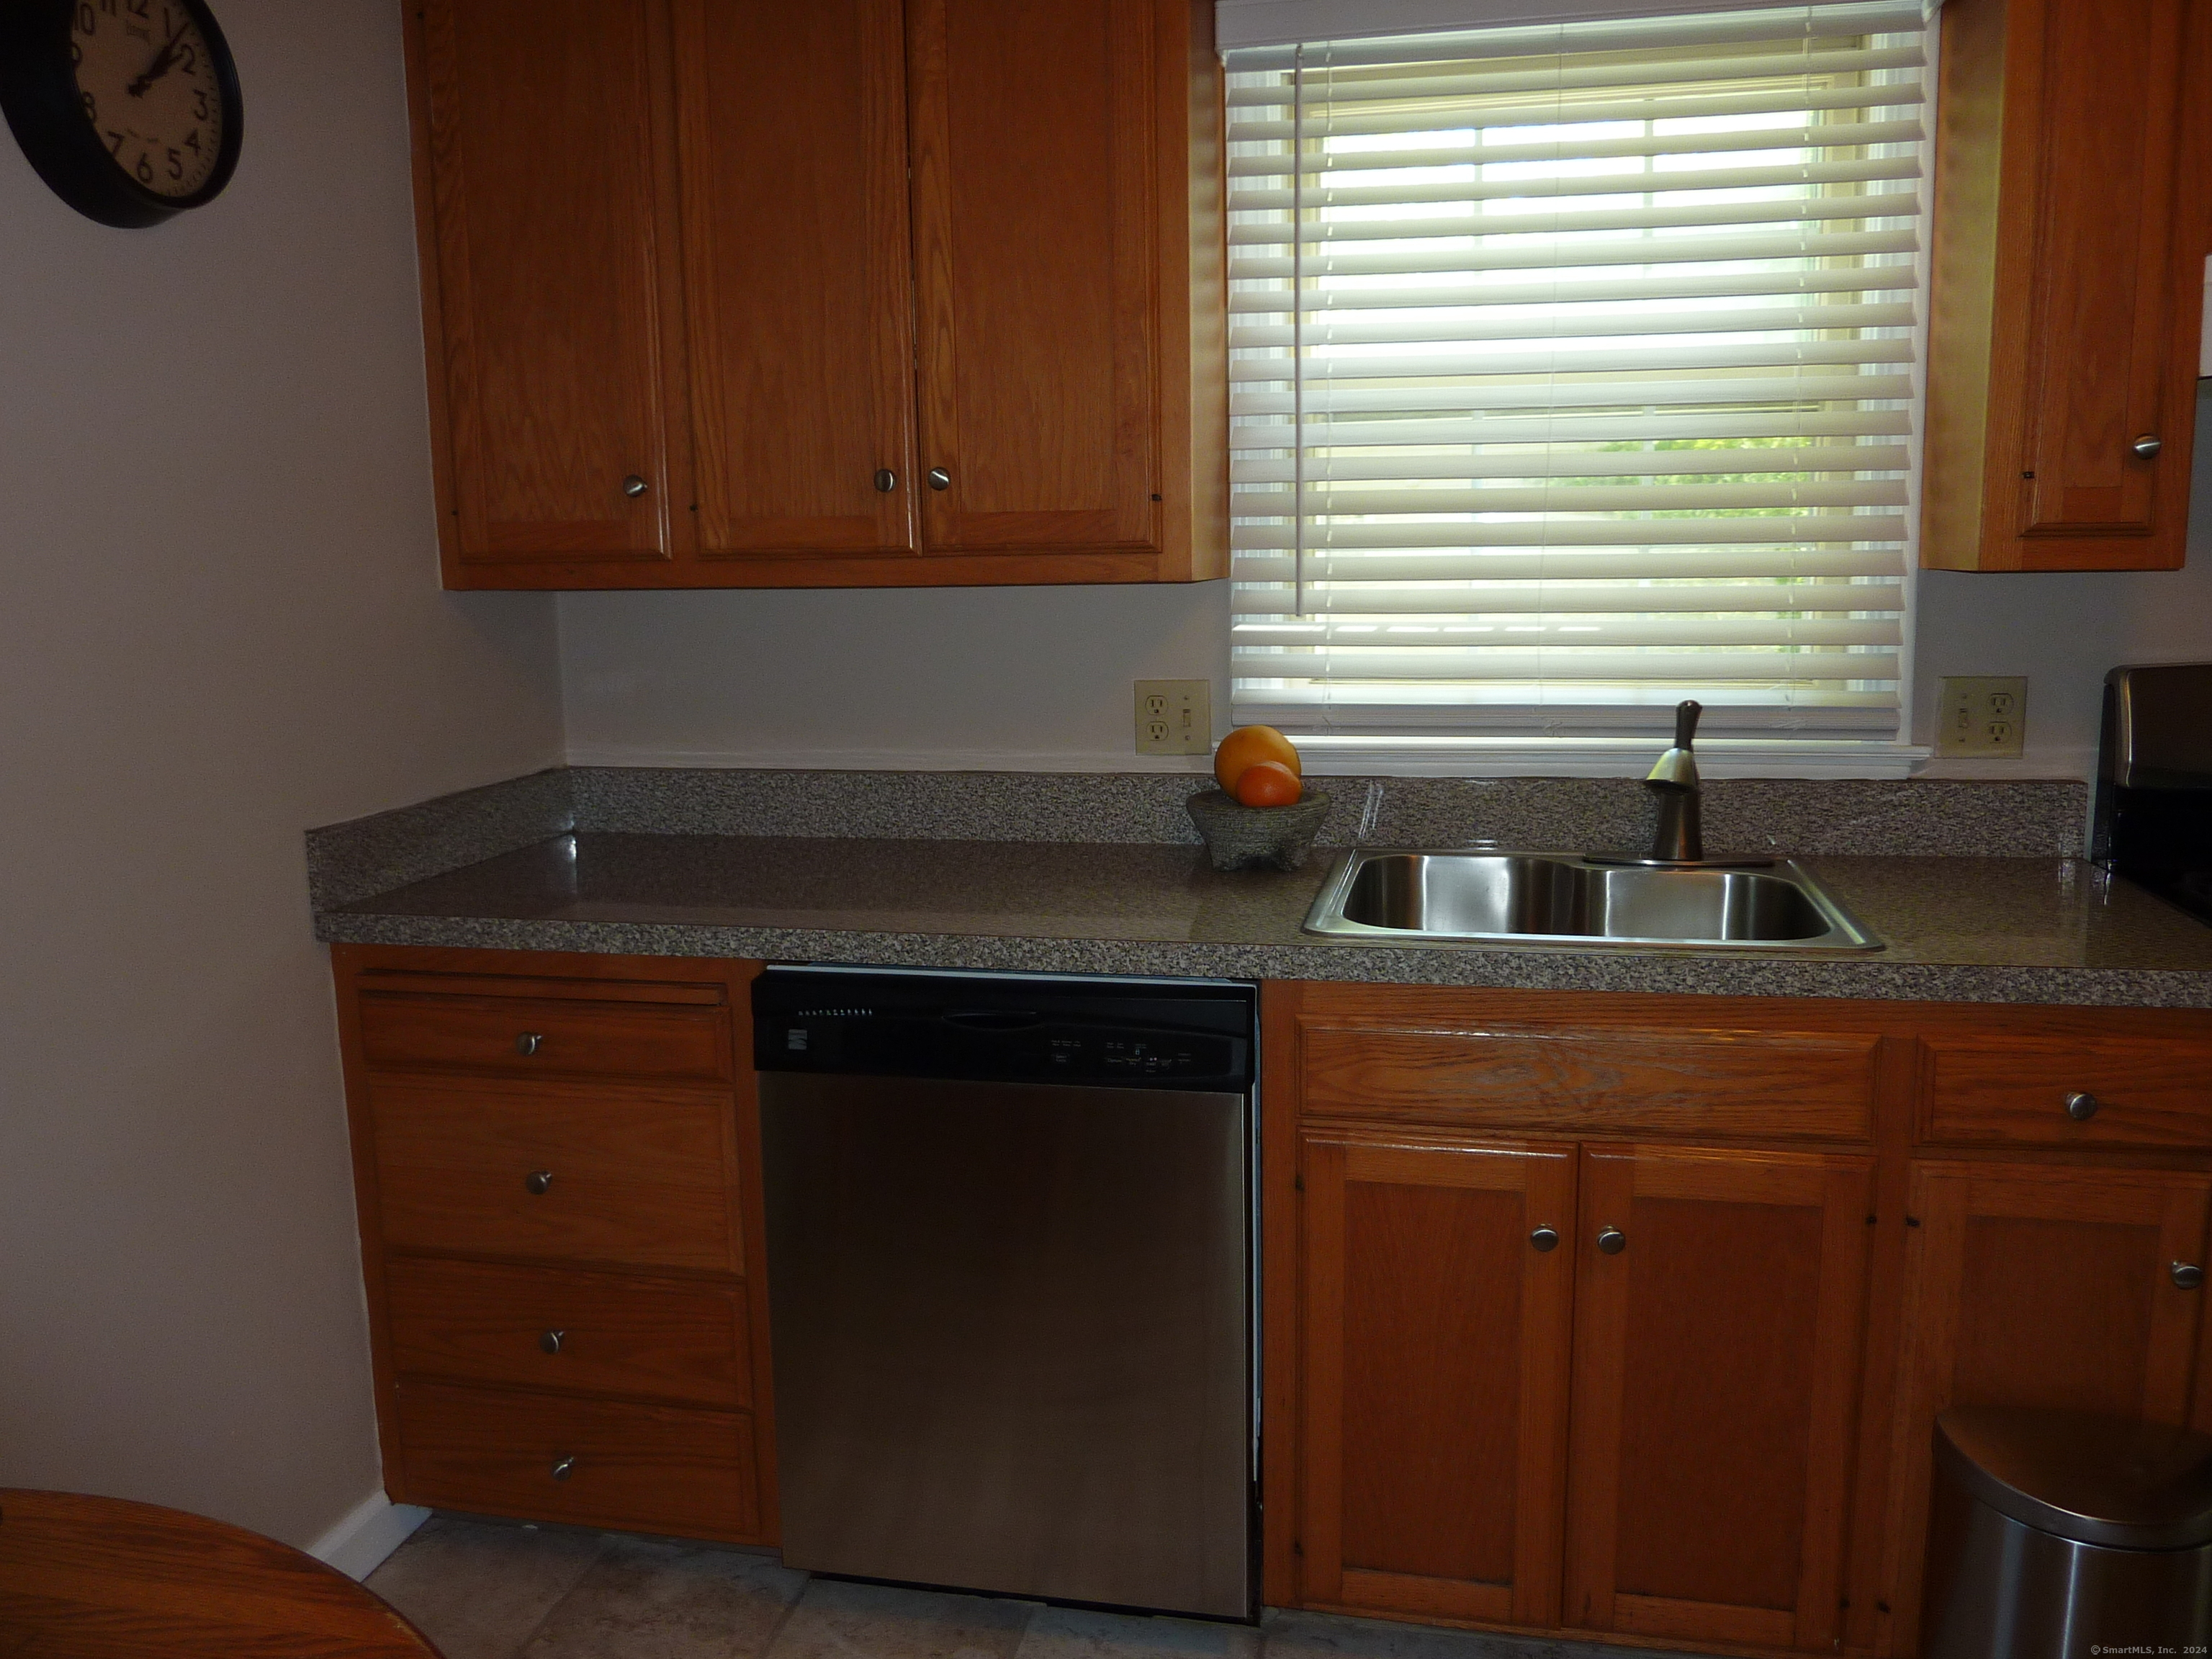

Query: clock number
69;39;82;66
166;148;182;179
192;89;210;120
176;43;195;74
80;90;96;122
100;0;120;12
184;130;199;154
104;130;125;155
135;153;153;183
127;0;150;15
76;4;96;33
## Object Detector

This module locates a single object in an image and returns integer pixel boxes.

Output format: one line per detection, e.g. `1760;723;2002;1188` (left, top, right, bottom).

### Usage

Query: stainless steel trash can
1922;1407;2212;1658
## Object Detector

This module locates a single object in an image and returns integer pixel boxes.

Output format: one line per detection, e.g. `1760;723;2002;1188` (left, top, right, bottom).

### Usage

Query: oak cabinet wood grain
331;945;778;1548
1563;1146;1872;1650
410;0;685;570
1881;1161;2212;1644
1267;981;2212;1659
1298;1133;1576;1627
407;0;1225;590
1922;0;2212;570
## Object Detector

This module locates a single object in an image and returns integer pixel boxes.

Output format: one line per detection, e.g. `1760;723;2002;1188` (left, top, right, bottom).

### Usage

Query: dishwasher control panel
753;969;1253;1091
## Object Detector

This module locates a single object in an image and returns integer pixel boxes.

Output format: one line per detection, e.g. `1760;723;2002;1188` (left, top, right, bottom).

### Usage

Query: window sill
1290;735;1933;779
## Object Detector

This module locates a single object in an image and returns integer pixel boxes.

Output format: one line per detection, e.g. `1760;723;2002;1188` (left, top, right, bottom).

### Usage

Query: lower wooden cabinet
1265;983;2212;1659
1563;1146;1871;1650
1881;1161;2212;1641
331;945;777;1548
1297;1135;1575;1626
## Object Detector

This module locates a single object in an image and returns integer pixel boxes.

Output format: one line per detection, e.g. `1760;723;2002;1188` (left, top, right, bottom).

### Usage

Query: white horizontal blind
1226;3;1929;741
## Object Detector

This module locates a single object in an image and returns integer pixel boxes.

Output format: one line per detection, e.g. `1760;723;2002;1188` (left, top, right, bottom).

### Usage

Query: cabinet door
1563;1146;1874;1651
2009;0;2193;553
1883;1161;2212;1650
673;0;917;560
1300;1134;1575;1627
907;0;1161;557
416;0;683;568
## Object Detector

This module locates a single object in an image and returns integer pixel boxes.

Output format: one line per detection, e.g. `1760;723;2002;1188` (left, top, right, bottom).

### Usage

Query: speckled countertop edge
313;909;2212;1009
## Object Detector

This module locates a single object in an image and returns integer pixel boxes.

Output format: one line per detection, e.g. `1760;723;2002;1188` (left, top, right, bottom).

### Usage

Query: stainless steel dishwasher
752;966;1255;1619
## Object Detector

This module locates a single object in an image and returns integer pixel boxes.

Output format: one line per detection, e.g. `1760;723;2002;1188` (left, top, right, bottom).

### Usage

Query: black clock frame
0;0;242;228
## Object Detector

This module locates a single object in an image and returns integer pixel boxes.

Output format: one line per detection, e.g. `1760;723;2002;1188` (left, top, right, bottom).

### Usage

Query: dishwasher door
759;1071;1250;1617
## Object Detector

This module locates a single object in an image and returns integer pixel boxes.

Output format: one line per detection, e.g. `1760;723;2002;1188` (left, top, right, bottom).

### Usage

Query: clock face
71;1;225;199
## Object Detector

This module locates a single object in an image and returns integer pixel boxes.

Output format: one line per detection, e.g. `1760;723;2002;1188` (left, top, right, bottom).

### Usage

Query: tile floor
367;1516;1705;1659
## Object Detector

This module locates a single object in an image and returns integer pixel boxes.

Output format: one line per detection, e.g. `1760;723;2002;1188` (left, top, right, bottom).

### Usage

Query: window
1224;1;1930;768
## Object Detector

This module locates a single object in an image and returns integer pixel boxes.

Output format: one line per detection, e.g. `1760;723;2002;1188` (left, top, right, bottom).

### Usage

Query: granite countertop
315;829;2212;1008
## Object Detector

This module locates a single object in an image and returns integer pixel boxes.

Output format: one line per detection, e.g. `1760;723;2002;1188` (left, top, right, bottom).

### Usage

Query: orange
1233;760;1303;807
1213;724;1301;793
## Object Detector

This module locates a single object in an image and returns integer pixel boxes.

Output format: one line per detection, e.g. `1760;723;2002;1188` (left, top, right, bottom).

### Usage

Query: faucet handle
1675;699;1703;750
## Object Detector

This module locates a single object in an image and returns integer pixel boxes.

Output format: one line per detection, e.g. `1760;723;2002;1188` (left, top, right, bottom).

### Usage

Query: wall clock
0;0;242;228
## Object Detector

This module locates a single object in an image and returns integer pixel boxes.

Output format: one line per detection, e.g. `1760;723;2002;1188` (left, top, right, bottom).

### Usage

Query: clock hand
125;14;192;98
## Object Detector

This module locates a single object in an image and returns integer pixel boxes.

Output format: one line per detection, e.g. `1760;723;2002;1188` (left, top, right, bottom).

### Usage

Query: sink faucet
1645;700;1704;863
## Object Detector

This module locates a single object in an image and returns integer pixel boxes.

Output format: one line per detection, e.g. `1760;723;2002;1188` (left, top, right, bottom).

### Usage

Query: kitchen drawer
394;1380;759;1540
1920;1032;2212;1148
369;1076;742;1272
1297;1020;1879;1141
357;992;729;1084
385;1257;750;1408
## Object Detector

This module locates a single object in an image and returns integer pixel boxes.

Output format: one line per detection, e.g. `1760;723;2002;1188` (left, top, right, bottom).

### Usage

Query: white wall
0;3;563;1550
561;391;2212;779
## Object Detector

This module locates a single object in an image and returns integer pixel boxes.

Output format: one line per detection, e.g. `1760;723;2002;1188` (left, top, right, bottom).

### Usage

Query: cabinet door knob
516;1032;543;1056
1596;1226;1627;1255
927;467;951;491
524;1169;553;1195
539;1328;565;1354
621;474;649;498
2063;1090;2100;1121
2175;1262;2205;1290
2132;435;2164;459
550;1455;576;1481
1529;1226;1560;1253
874;469;897;493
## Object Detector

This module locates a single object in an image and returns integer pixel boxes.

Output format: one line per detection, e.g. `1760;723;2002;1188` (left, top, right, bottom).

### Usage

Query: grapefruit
1213;725;1301;793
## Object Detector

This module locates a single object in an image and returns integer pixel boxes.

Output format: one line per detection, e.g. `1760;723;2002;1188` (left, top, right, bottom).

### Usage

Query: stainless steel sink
1303;851;1881;950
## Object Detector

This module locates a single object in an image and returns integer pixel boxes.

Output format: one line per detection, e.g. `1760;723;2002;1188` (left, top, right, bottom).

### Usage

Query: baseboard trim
308;1492;431;1581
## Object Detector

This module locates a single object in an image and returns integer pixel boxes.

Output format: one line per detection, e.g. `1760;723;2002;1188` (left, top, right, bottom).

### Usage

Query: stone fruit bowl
1186;787;1332;873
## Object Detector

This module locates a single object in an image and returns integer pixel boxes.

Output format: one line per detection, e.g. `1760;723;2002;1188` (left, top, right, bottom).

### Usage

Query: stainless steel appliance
752;967;1256;1619
1921;1407;2212;1655
2094;662;2212;925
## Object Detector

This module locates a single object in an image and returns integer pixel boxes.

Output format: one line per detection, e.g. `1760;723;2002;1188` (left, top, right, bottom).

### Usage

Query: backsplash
307;767;2089;912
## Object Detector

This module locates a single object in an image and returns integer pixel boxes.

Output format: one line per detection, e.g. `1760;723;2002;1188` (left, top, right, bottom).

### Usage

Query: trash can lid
1936;1408;2212;1550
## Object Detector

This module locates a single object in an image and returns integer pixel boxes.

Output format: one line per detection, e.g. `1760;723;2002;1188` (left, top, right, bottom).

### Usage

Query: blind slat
1232;445;1911;482
1230;195;1923;249
1229;649;1902;681
1226;119;1925;177
1231;547;1905;580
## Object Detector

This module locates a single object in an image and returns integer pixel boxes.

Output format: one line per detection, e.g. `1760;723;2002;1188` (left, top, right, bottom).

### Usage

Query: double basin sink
1303;851;1881;951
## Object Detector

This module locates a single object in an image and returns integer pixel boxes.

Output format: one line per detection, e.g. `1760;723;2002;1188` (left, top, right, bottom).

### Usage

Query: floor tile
367;1516;606;1659
1017;1603;1261;1659
521;1535;809;1659
765;1576;1035;1659
1262;1609;1572;1659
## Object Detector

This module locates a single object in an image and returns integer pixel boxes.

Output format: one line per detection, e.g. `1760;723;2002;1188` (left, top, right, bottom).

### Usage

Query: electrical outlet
1135;680;1212;755
1936;676;2028;758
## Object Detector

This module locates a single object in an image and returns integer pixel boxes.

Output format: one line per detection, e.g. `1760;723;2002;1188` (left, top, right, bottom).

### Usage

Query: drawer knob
524;1169;554;1196
516;1032;544;1056
2175;1262;2206;1290
1529;1226;1560;1253
621;475;649;498
927;467;951;490
550;1455;576;1481
1597;1226;1627;1256
2133;435;2164;459
2064;1091;2100;1121
539;1329;565;1354
874;469;897;493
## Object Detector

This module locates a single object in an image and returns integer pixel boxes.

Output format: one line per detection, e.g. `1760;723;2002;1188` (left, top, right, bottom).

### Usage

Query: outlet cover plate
1135;680;1212;755
1936;676;2028;758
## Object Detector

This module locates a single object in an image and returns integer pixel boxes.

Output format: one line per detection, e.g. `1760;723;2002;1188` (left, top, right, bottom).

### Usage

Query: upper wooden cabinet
405;0;1227;590
1923;0;2212;570
413;0;685;568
